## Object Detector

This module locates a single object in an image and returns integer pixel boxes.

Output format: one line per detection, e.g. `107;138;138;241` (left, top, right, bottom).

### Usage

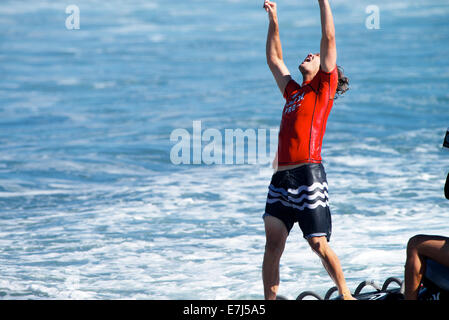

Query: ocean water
0;0;449;299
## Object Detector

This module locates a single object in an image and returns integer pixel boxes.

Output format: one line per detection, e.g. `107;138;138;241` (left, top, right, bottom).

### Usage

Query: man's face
299;53;320;76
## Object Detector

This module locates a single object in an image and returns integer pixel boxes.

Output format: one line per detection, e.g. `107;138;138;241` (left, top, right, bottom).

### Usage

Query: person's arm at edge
318;0;337;72
265;1;291;94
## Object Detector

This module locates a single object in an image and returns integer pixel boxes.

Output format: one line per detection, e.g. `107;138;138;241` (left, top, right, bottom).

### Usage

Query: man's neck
301;71;316;83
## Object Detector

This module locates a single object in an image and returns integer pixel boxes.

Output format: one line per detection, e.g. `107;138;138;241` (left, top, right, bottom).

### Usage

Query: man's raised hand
264;1;277;21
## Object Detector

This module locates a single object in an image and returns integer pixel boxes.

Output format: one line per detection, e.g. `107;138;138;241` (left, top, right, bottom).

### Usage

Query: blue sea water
0;0;448;299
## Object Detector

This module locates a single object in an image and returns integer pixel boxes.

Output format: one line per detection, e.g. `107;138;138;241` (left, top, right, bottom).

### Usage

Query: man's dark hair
336;66;349;98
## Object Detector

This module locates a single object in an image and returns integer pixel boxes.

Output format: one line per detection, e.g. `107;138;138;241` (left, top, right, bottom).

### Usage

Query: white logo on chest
284;92;305;114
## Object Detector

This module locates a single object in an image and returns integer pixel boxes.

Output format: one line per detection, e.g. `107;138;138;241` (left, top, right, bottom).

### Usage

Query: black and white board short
263;163;332;241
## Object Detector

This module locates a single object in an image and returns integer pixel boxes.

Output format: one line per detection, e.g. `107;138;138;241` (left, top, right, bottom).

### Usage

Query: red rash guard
277;66;338;166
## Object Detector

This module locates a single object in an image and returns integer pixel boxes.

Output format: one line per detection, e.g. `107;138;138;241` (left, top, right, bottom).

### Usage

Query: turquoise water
0;0;448;299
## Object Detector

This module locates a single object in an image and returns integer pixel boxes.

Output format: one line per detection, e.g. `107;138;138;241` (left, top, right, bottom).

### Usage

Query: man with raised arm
261;0;353;300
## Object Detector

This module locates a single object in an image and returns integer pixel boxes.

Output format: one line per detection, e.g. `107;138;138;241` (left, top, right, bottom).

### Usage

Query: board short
263;163;332;241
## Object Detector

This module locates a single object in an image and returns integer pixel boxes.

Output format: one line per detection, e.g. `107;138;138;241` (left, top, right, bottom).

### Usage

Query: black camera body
444;129;449;149
445;172;449;200
445;129;449;200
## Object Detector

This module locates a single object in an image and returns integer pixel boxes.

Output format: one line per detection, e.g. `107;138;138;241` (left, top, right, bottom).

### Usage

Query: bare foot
342;292;357;300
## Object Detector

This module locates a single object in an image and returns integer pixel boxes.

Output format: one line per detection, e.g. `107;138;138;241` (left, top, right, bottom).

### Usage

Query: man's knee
308;237;327;257
407;234;427;253
264;216;287;257
265;238;285;257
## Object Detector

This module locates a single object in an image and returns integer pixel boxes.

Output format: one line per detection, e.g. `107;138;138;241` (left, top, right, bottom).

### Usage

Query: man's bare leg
404;234;449;300
307;236;355;300
262;215;288;300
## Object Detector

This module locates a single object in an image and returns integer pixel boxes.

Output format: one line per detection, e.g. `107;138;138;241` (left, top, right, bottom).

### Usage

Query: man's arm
318;0;337;72
264;1;291;94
